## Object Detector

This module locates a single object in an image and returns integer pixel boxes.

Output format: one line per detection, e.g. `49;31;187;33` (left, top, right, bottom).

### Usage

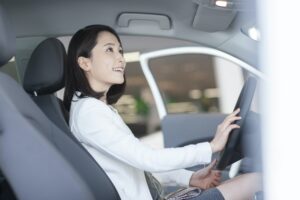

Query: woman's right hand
210;108;241;153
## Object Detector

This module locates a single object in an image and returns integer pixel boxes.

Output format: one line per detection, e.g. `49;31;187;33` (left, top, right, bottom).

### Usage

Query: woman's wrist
209;141;216;153
189;172;197;187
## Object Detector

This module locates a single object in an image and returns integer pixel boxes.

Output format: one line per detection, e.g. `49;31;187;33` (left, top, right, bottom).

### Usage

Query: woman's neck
100;95;107;104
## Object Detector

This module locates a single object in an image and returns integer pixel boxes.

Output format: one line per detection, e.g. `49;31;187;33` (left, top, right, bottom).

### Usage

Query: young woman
64;25;261;200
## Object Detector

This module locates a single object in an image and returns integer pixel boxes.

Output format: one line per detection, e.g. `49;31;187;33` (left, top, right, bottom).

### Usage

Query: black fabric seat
0;5;120;200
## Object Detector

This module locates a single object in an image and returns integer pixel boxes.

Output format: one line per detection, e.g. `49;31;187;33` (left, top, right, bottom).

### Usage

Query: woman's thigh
191;188;225;200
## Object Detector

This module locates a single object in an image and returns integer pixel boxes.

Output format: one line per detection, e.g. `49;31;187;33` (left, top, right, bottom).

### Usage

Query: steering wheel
216;76;257;170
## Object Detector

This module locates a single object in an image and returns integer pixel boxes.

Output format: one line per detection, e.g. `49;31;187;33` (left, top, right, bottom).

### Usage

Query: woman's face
78;31;126;93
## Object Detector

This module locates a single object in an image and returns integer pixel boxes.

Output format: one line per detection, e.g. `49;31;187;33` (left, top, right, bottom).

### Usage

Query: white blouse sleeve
74;98;212;173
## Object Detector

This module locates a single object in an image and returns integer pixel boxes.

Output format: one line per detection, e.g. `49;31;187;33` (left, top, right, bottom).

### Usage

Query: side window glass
149;54;248;114
115;60;160;138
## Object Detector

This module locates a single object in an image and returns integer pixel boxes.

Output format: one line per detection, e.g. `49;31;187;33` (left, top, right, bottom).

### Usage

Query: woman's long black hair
63;25;126;111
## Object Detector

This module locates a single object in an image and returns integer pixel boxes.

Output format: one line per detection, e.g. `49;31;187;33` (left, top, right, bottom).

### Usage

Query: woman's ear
77;56;91;71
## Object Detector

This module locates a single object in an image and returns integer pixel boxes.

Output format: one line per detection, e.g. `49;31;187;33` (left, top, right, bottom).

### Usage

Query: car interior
0;0;262;199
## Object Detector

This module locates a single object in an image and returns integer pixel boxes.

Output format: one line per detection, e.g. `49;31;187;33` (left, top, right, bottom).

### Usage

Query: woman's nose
116;52;125;63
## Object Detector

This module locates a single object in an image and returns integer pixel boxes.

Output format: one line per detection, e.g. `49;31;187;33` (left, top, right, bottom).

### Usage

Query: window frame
139;46;265;119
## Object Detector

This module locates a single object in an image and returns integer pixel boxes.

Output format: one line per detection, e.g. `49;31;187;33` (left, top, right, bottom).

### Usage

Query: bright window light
215;0;228;7
124;52;140;63
261;0;300;199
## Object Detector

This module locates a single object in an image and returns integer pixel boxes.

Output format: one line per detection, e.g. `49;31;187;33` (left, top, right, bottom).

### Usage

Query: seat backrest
0;6;120;200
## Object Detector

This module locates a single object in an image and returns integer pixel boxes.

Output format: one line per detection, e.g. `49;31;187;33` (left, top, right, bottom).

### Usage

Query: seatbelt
145;172;164;200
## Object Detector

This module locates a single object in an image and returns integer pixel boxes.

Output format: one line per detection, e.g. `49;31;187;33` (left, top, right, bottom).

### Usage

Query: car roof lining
2;0;258;67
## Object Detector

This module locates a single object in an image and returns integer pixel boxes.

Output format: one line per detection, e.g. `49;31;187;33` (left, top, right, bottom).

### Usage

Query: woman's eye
119;49;124;54
106;47;114;52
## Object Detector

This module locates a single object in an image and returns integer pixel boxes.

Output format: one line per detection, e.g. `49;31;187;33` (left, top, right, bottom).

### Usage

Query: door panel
161;113;226;148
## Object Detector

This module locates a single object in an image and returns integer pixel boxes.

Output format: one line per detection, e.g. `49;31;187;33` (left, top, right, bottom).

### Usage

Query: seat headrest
23;38;67;95
0;5;16;66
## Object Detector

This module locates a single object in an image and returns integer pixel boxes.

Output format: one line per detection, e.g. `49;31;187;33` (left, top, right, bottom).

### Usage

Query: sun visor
192;0;237;32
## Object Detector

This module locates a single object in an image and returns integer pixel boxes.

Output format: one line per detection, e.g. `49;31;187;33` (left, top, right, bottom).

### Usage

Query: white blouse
69;96;212;200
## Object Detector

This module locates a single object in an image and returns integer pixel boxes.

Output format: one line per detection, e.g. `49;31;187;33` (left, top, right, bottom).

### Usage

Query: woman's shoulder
73;96;111;114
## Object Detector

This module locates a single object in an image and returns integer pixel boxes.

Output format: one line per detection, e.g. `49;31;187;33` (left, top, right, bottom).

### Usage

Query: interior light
215;0;228;7
241;25;261;41
248;26;261;41
124;52;140;63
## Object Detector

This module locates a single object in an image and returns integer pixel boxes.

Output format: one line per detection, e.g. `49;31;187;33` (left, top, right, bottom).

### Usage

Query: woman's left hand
189;159;221;189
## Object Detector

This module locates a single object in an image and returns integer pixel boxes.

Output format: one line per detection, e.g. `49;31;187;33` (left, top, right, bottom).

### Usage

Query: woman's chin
114;78;124;84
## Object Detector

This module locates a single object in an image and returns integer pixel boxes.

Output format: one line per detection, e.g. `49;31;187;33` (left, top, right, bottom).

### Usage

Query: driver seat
0;5;120;200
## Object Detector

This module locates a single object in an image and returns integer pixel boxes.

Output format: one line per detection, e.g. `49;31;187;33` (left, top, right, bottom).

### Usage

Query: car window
115;60;160;138
149;54;249;114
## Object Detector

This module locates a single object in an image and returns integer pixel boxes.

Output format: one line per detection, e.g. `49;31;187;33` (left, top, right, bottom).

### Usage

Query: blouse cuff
177;170;194;187
196;142;213;164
